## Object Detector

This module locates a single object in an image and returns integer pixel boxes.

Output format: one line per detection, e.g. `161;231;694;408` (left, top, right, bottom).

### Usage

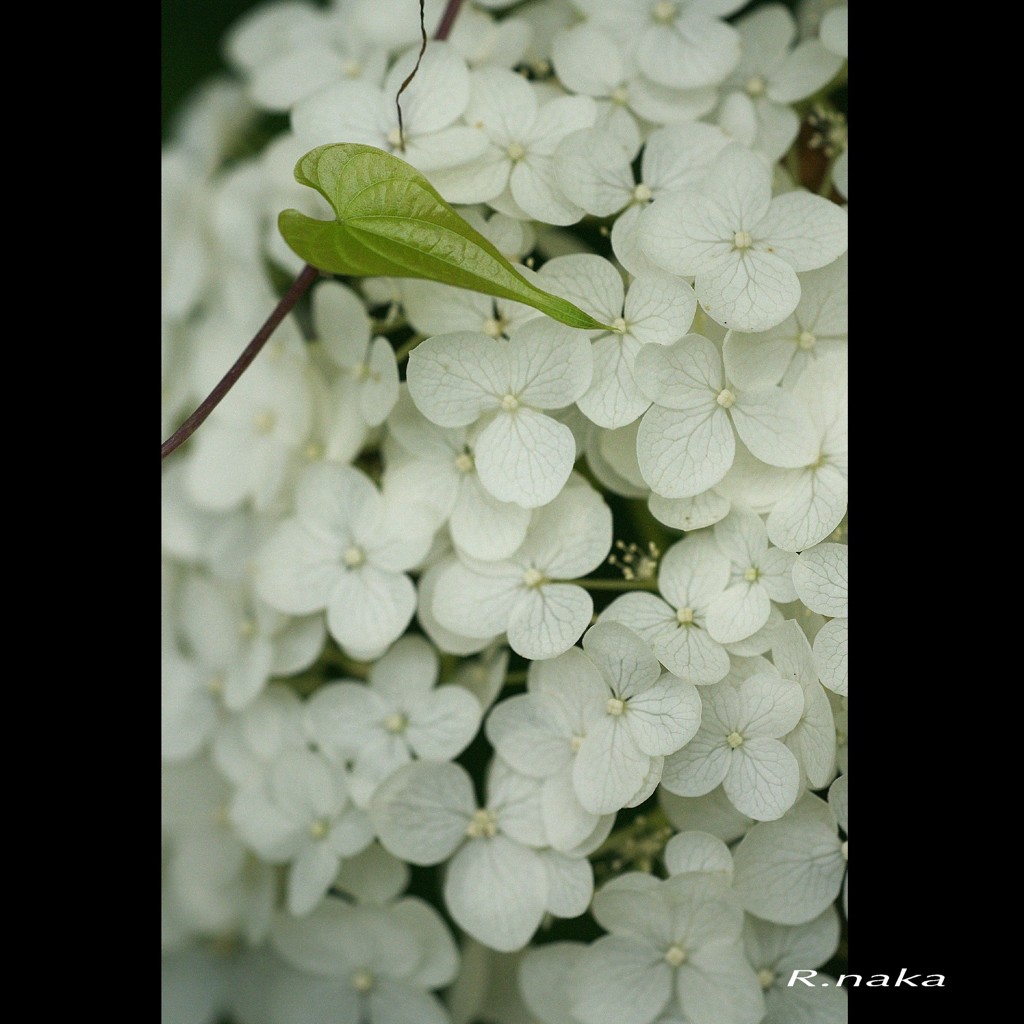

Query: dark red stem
160;264;320;460
434;0;465;40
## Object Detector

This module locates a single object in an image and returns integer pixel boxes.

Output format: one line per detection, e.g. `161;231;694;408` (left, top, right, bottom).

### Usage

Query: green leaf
279;143;612;331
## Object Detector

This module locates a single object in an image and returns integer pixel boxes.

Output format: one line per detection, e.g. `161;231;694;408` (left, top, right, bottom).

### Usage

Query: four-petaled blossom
407;319;593;508
254;463;434;659
640;143;848;331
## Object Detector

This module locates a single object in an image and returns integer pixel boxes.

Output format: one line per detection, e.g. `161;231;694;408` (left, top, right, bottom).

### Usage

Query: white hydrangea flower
174;573;324;711
407;320;593;508
819;5;848;57
731;788;846;924
490;622;701;820
601;532;732;684
385;389;533;562
255;462;434;657
226;2;388;112
793;542;848;696
303;635;483;792
448;3;533;70
577;0;747;90
269;894;459;1024
572;871;765;1024
291;41;488;175
554;123;731;279
660;673;804;820
770;620;837;789
431;479;612;659
370;759;592;951
714;4;844;162
230;747;374;916
704;508;797;644
635;333;819;499
640;142;848;332
723;254;848;390
538;253;696;428
744;908;847;1023
428;67;596;223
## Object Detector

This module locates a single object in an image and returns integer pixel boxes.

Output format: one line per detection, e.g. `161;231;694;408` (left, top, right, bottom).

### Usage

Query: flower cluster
162;1;848;1021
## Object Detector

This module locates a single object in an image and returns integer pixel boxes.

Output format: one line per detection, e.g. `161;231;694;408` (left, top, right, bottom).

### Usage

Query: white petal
542;769;604;851
756;193;848;272
554;127;633;217
766;465;847;552
407;687;483;761
731;794;844;924
451;475;532;562
624;673;703;756
572;935;672;1024
698;250;802;333
723;738;801;820
288;842;339;916
639;16;741;90
659;787;753;843
634;333;722;409
792;543;848;617
705;583;770;645
769;41;844;104
325;566;416;653
486;694;571;778
660;730;731;797
540;849;594;917
475;408;579;508
649;490;731;532
518;480;613;579
406;333;506;427
511;318;594;408
731;388;819;468
638;404;735;498
663;830;733;879
507;584;594;660
813;618;847;696
431;559;520;639
573;714;652;815
445;836;548;951
369;761;475;864
255;521;340;615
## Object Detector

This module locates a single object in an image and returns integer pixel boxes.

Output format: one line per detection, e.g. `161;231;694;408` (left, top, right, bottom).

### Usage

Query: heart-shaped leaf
279;143;612;331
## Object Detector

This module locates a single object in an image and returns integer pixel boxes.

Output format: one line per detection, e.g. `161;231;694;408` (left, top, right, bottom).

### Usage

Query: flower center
343;546;366;568
238;618;257;638
207;673;225;696
745;75;767;98
304;442;323;461
652;1;676;24
758;968;776;989
743;566;760;583
612;316;628;334
253;410;276;434
466;808;499;839
454;451;474;473
483;315;507;337
632;182;653;203
569;733;585;753
384;712;408;734
342;59;362;78
727;731;745;749
606;697;626;717
798;330;817;349
733;230;753;251
386;126;404;147
352;361;371;381
611;84;630;105
522;567;545;588
309;818;330;840
664;944;687;966
506;141;526;162
351;969;375;994
716;389;736;409
501;393;520;412
676;606;695;625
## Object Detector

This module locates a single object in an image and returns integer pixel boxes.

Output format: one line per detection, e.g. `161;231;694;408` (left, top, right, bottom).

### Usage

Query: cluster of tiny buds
806;104;848;157
608;540;661;581
595;814;674;881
